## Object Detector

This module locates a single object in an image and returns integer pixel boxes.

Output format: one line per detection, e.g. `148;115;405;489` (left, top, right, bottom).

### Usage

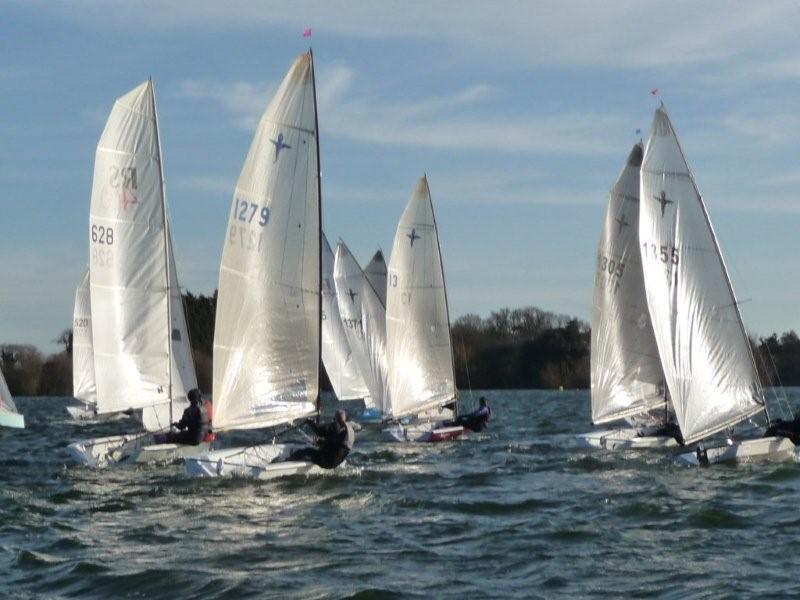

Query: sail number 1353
641;242;679;265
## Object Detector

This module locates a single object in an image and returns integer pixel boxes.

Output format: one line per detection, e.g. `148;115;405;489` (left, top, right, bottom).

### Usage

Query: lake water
3;390;800;599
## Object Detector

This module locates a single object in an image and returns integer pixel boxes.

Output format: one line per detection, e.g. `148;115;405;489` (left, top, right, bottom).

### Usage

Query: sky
3;1;800;353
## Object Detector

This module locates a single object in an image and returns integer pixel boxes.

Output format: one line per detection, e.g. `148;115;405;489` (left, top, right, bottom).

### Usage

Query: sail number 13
642;242;679;265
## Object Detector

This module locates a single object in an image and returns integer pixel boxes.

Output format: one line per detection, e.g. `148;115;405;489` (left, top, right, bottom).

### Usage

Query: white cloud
174;63;628;156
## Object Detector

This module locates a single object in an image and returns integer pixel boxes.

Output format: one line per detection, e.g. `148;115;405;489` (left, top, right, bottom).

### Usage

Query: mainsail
333;241;389;414
72;268;97;409
639;105;763;444
141;227;197;431
212;52;320;431
89;80;176;416
0;365;24;429
385;176;456;419
321;233;370;401
365;250;388;306
591;143;666;424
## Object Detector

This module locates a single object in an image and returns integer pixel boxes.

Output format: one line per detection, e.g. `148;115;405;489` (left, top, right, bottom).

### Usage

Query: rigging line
758;337;794;421
460;338;475;408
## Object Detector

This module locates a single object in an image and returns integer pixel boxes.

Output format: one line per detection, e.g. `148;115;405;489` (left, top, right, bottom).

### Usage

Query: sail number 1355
641;242;679;265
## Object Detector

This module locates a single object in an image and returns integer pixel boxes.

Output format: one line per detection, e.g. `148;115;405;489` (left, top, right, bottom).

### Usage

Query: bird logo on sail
654;191;673;217
347;288;358;303
407;228;420;247
270;133;291;162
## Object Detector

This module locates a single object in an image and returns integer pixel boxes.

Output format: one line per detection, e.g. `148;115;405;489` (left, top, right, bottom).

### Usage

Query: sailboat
638;105;794;465
67;80;203;467
382;176;465;442
321;235;375;412
365;249;388;306
576;143;679;450
0;363;24;429
185;51;331;479
333;240;390;421
66;268;99;420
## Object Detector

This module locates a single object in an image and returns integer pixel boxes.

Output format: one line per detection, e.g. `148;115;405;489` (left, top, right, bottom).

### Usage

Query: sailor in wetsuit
287;409;355;469
164;388;210;445
453;397;492;432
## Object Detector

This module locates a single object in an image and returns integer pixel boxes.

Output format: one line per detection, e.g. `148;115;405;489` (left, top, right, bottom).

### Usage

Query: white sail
212;52;320;431
141;227;196;431
0;365;24;429
72;268;97;408
591;143;666;425
386;176;456;419
333;241;389;413
639;105;763;444
89;81;173;415
321;233;370;400
365;250;388;306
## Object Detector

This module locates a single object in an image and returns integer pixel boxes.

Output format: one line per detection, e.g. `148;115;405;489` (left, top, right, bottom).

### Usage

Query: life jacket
201;399;216;442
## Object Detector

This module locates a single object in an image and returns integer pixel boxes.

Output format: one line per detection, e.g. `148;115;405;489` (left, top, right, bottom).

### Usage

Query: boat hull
0;412;24;429
674;436;796;466
382;422;466;443
576;428;678;450
185;443;322;480
68;433;209;467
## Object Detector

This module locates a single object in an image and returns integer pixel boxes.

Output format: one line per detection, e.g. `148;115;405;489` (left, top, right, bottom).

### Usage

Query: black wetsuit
289;420;355;469
764;416;800;445
455;405;491;432
167;403;209;445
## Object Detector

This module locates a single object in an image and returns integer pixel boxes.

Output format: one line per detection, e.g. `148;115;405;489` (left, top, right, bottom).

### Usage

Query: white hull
382;422;466;443
0;412;24;429
185;443;322;480
576;428;678;450
674;436;796;466
68;433;209;467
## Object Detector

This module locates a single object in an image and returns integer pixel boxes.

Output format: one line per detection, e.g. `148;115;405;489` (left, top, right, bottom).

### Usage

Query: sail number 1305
641;242;679;265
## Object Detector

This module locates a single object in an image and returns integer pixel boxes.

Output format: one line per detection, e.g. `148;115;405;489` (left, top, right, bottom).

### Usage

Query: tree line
4;293;800;396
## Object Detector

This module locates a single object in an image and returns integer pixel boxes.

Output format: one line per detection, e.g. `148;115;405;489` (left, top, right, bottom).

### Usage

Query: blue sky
3;1;800;352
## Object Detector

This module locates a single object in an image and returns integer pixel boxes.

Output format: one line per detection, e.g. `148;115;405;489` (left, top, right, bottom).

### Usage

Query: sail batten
639;105;763;444
386;176;456;419
212;53;321;432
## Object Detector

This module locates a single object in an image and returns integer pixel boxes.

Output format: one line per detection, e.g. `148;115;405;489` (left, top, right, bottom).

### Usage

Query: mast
666;108;767;422
310;48;323;423
150;78;174;426
425;175;458;417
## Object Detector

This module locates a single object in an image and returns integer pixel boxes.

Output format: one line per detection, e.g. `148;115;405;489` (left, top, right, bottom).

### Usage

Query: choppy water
3;390;800;599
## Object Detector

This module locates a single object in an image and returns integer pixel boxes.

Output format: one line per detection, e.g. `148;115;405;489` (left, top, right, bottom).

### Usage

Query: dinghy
66;268;99;420
382;176;465;442
636;105;789;466
66;268;125;422
333;240;390;422
68;80;203;467
185;51;332;480
576;143;678;450
0;363;24;429
320;234;372;415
